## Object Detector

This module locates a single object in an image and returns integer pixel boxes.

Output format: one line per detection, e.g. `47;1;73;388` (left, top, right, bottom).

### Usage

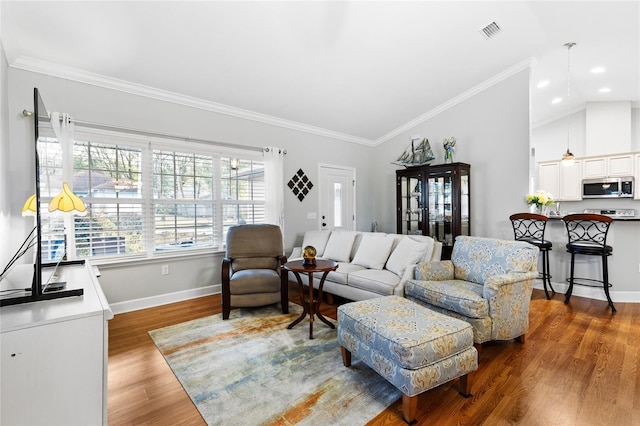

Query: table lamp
22;182;87;260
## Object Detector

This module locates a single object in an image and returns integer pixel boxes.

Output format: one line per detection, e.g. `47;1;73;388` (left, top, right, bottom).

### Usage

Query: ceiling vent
479;21;502;40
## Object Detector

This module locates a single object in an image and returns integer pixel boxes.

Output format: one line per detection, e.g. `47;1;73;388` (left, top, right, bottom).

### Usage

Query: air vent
480;21;502;40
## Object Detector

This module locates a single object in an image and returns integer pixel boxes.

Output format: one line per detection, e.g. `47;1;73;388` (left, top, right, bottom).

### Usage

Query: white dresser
1;261;113;425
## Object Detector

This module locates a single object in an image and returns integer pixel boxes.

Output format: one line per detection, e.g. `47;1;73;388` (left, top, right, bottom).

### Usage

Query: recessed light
599;87;611;93
537;80;549;88
551;97;562;104
591;67;606;74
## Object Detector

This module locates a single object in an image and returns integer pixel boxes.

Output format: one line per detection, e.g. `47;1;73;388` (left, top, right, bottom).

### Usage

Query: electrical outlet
162;264;169;275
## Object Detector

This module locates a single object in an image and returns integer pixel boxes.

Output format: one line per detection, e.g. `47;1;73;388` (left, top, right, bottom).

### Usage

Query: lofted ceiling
2;1;639;145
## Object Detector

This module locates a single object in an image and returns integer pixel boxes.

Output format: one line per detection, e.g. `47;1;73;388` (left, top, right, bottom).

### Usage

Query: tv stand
0;260;113;425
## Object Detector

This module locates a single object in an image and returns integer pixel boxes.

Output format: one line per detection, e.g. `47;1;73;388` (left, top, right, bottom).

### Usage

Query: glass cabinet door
460;169;470;239
399;175;423;235
428;173;453;245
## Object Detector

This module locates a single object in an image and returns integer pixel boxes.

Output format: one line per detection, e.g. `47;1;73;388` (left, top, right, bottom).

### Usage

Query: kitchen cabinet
397;162;470;259
559;159;582;200
582;154;634;179
538;162;559;198
538;160;582;201
1;261;112;426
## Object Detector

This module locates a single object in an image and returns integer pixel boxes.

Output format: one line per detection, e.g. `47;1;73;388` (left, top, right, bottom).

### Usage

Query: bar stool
562;213;615;313
509;213;555;299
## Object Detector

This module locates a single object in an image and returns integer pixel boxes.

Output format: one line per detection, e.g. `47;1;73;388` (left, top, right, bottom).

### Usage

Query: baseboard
110;284;221;315
533;281;640;303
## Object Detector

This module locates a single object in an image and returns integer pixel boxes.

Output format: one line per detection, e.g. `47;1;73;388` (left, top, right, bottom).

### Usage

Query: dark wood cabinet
396;162;471;259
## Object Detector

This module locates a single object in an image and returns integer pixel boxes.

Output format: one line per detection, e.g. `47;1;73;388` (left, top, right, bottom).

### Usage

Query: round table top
284;259;338;273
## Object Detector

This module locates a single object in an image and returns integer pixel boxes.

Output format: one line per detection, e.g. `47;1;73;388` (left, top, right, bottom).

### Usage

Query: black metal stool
509;212;555;299
562;213;615;313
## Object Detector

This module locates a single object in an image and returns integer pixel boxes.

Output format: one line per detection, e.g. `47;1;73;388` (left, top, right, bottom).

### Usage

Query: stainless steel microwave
582;177;634;198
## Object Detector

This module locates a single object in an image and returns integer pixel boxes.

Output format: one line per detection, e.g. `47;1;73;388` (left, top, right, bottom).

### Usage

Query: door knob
322;223;327;227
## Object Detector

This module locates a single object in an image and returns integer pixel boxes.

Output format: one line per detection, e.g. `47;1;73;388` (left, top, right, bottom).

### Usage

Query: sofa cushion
351;234;394;270
404;279;489;318
386;237;429;277
322;231;357;262
301;230;332;257
347;269;401;296
326;262;366;285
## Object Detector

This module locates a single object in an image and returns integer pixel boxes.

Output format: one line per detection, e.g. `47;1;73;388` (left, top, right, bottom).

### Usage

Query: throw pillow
385;237;428;277
351;234;395;270
301;230;332;257
322;231;357;263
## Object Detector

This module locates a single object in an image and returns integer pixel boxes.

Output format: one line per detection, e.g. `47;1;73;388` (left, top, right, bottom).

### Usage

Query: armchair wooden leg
515;334;526;344
458;374;472;398
474;343;482;363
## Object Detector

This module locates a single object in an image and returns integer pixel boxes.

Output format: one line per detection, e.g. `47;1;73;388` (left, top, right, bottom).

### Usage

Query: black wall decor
288;168;313;201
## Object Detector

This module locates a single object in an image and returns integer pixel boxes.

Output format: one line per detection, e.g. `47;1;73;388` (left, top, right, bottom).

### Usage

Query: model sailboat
393;138;435;167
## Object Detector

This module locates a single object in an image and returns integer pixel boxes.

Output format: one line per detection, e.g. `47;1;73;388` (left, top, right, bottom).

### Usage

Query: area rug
149;303;401;426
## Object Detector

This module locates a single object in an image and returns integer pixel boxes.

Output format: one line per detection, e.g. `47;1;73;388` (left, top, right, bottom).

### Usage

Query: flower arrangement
526;190;555;210
443;137;456;162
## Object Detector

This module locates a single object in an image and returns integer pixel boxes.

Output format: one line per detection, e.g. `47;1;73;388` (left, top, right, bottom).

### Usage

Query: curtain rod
22;109;274;153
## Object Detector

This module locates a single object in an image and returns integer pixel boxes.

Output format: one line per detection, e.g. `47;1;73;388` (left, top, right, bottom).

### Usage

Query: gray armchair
221;224;289;320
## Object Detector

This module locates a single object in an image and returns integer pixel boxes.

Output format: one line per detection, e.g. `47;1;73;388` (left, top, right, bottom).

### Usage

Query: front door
319;165;355;231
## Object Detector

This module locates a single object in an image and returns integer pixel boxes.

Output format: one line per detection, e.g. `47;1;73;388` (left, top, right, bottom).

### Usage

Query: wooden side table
284;259;338;339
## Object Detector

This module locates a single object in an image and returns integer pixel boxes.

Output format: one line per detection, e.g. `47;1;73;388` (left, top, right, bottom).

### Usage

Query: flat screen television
0;88;83;306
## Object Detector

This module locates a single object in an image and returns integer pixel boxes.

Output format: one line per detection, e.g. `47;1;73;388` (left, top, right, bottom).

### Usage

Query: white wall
373;69;532;241
6;68;376;305
532;110;587;163
533;104;640;163
586;101;632;155
0;9;11;268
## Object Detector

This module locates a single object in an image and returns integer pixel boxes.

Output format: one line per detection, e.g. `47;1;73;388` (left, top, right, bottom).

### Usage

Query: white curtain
263;146;286;233
50;112;75;183
49;112;77;256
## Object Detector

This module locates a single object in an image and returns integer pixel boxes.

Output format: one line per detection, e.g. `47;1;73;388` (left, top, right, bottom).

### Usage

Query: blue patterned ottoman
338;296;478;424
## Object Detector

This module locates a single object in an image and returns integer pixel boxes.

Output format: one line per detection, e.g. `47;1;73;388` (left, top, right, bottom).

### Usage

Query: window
37;128;266;261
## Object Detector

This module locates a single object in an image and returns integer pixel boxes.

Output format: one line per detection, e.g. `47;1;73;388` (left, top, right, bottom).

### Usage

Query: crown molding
373;57;536;146
10;56;375;146
11;55;539;147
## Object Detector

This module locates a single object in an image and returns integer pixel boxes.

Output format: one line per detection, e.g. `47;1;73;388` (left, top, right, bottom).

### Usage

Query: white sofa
288;230;442;301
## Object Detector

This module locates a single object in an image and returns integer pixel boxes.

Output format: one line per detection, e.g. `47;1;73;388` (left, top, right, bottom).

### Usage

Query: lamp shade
48;182;87;215
21;194;37;216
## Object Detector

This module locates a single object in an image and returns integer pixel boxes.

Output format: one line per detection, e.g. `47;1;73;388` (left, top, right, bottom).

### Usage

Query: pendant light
561;42;576;166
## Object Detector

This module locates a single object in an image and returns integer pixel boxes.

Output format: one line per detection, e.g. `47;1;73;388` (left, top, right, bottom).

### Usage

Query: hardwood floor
108;286;640;425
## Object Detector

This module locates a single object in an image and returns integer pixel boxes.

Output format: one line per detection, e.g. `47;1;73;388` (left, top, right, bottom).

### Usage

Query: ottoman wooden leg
341;346;352;367
402;394;417;424
458;374;472;398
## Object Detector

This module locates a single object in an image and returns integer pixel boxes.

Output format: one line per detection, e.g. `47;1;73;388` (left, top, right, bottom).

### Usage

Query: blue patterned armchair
404;236;539;350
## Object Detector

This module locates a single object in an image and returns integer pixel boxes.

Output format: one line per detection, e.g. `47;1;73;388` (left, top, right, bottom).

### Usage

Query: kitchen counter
537;215;640;303
547;214;640;221
547;208;639;221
